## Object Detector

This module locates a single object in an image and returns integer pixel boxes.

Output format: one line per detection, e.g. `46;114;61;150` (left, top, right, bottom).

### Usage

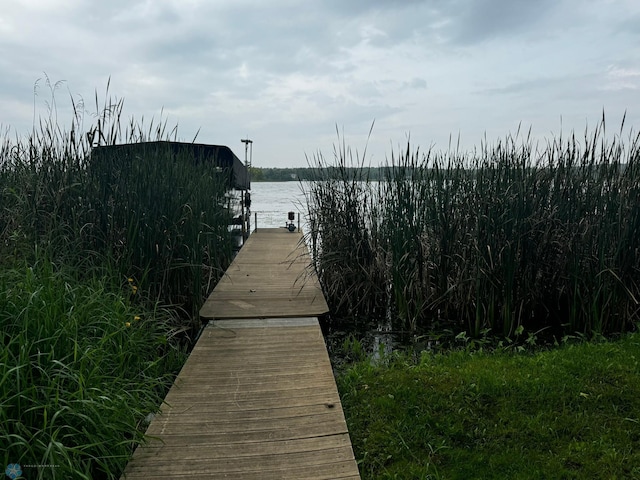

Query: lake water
248;181;310;231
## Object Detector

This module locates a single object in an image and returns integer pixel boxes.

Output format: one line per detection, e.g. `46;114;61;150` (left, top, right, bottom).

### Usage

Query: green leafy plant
0;259;187;479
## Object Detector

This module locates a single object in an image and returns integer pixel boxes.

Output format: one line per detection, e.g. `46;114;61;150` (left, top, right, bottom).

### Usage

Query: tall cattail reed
0;82;234;324
305;137;387;323
305;120;640;339
0;80;234;478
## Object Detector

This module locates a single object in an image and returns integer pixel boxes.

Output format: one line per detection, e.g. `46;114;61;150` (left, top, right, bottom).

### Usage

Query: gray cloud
0;0;638;165
617;13;640;36
450;0;558;44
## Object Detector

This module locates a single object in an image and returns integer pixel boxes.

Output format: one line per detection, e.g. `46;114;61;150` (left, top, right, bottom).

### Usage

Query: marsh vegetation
306;121;640;342
0;83;234;478
306;121;640;478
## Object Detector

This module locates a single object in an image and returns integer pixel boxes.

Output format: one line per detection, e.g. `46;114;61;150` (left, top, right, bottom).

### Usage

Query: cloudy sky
1;0;639;167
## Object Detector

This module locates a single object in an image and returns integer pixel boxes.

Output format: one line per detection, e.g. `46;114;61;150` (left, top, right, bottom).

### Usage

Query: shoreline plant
1;78;234;323
0;79;235;478
0;259;187;479
305;118;640;340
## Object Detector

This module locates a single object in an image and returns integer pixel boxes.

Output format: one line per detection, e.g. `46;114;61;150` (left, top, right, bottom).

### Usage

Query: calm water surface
248;181;310;230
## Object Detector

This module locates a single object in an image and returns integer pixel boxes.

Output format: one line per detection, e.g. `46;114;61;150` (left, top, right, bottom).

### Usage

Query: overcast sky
1;0;639;167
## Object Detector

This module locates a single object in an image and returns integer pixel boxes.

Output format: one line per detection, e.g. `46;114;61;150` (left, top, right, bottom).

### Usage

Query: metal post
241;138;253;241
254;212;257;232
298;212;300;232
241;191;246;243
241;138;253;169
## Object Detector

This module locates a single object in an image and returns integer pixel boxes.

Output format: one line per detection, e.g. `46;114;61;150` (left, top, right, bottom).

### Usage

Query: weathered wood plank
121;230;359;479
158;392;342;411
122;319;360;479
136;427;351;448
139;432;353;450
125;446;356;472
147;403;344;422
199;229;329;319
145;413;346;436
125;459;360;480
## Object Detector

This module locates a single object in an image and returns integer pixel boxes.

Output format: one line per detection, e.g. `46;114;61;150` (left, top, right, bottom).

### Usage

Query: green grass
0;258;187;479
337;335;640;479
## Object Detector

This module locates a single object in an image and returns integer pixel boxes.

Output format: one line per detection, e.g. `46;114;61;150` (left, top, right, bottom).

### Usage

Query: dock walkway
200;228;328;319
122;229;360;479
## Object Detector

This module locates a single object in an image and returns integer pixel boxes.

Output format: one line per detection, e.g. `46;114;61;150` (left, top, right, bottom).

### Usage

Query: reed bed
86;142;233;322
0;82;234;478
0;83;233;321
305;120;640;339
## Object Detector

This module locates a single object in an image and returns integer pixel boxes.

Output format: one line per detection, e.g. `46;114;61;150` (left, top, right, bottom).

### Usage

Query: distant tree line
250;164;630;182
249;166;398;181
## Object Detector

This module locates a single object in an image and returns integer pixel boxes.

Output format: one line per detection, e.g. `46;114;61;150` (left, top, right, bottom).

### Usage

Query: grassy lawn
337;335;640;479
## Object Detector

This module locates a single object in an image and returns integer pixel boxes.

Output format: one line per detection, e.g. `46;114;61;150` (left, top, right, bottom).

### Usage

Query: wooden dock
121;229;360;479
200;228;328;319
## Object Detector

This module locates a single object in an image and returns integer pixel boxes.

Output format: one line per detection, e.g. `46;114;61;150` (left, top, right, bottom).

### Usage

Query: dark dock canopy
92;141;250;190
